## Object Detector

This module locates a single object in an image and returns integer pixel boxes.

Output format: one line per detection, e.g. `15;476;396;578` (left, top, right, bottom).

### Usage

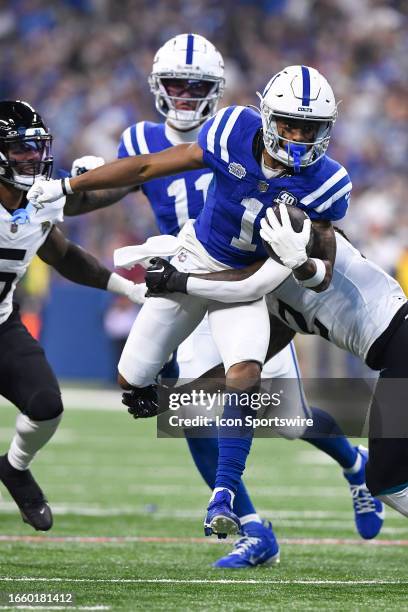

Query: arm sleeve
186;258;291;303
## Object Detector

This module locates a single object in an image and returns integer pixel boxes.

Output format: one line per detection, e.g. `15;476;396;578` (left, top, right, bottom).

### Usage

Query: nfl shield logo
257;181;269;193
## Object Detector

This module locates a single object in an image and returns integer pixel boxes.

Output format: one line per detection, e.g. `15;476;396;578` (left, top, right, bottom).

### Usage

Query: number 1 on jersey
231;197;264;252
167;174;213;230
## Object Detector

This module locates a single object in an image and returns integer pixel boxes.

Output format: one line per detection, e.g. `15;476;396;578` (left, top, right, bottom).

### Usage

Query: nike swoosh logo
149;267;165;273
39;508;46;514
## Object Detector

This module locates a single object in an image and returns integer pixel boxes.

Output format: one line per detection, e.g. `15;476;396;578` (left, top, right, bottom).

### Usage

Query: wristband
296;258;326;288
167;271;189;293
61;177;74;196
107;272;133;296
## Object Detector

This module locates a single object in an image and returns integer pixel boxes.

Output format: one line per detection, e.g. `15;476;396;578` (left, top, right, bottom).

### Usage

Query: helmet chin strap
284;143;308;173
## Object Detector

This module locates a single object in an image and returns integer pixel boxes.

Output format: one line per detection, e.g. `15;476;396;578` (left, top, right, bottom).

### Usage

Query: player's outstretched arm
64;187;134;216
28;144;205;205
187;220;336;295
37;226;146;303
64;155;135;216
145;256;291;303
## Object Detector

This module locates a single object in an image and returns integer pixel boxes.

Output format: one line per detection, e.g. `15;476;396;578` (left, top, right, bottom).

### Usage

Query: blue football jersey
194;105;352;267
117;122;213;236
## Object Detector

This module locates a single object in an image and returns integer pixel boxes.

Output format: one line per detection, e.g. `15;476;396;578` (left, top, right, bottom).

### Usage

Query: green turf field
0;391;407;610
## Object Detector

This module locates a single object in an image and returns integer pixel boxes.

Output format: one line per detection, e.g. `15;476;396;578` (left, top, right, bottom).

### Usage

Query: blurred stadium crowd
2;0;407;376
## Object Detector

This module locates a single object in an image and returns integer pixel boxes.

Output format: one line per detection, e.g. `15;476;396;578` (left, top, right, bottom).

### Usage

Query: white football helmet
258;65;337;170
149;33;225;130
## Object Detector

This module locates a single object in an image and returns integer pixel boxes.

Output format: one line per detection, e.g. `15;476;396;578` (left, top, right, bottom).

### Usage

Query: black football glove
145;257;189;295
122;384;159;419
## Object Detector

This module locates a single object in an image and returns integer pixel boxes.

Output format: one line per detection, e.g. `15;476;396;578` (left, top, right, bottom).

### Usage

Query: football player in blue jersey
144;223;408;520
30;49;383;560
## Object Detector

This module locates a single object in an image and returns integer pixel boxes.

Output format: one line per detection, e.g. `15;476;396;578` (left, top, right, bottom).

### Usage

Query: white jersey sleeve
0;196;65;325
266;233;407;363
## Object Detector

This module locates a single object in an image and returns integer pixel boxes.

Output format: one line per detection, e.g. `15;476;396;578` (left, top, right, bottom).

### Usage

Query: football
262;203;314;263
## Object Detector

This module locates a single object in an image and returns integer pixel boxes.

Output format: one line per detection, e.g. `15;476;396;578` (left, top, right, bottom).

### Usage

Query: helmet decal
186;33;194;65
301;66;310;106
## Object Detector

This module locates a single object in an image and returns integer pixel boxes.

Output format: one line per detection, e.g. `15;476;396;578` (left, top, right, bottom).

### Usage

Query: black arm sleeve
64;186;136;216
37;226;111;289
51;242;111;289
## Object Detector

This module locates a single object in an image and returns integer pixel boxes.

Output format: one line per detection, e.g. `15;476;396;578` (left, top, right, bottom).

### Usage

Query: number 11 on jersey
167;174;213;230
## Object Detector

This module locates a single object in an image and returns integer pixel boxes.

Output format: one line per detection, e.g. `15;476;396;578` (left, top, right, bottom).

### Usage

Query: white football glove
71;155;105;177
126;282;147;305
107;273;146;305
260;203;312;269
27;178;65;206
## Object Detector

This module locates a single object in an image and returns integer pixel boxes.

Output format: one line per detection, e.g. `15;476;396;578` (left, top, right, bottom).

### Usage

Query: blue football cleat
213;520;280;569
344;445;385;540
204;490;241;539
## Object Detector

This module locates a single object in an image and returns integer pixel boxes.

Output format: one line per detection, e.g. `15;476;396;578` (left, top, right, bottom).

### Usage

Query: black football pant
366;315;408;496
0;307;63;421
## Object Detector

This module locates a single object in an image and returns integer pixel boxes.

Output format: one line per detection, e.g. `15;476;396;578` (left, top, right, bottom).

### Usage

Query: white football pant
119;247;270;385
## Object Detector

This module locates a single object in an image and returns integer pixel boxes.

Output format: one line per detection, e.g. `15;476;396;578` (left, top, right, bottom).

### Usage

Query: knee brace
24;389;64;422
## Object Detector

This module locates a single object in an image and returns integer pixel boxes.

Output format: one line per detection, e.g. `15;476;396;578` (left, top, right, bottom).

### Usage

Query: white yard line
0;607;109;611
0;577;406;586
0;535;407;546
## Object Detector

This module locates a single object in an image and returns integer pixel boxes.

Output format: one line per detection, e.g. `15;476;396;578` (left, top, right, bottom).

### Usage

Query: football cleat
204;489;241;539
213;520;280;569
344;445;384;540
0;454;53;531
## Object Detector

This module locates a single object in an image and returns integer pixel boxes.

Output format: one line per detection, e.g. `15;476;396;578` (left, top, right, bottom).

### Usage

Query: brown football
262;203;314;263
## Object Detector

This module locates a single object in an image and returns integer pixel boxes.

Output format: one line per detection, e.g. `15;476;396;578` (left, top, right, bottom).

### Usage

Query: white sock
378;487;408;518
343;451;362;474
210;487;235;505
240;513;262;526
8;413;62;471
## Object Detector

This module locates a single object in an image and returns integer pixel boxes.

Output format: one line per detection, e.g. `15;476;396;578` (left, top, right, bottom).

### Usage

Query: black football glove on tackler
145;257;189;295
124;258;187;419
122;384;160;419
